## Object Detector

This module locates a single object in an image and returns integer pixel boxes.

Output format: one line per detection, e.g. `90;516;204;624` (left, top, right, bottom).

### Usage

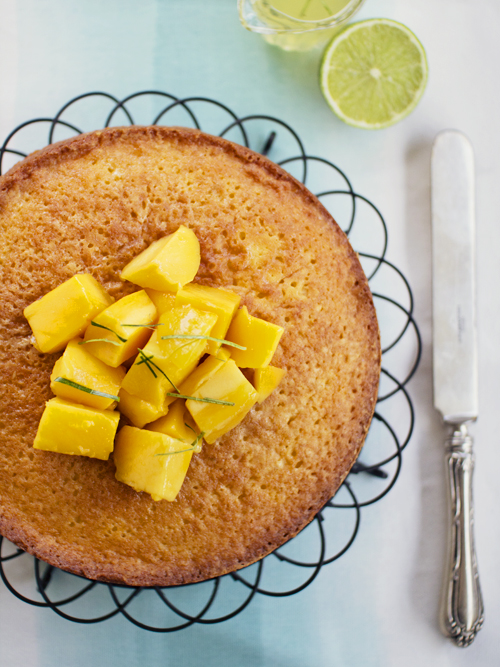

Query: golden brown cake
0;126;380;586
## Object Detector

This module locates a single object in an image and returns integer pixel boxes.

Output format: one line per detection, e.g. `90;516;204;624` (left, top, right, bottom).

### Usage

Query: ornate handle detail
441;423;484;647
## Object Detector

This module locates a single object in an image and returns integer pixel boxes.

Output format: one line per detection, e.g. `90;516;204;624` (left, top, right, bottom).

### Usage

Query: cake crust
0;126;380;586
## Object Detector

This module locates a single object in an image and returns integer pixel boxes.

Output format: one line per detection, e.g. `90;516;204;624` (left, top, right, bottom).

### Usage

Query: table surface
1;1;499;665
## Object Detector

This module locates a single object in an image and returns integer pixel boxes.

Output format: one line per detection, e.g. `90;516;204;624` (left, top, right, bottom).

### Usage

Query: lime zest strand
122;323;164;329
136;351;155;365
155;431;205;457
166;392;235;406
184;422;203;451
137;349;157;378
90;320;127;343
160;334;246;350
136;351;155;367
79;338;122;347
320;1;336;16
53;377;120;402
155;447;195;457
136;348;180;393
184;422;198;436
300;0;313;18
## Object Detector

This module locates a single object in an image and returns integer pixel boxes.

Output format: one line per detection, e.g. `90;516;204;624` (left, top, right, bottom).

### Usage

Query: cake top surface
0;126;380;586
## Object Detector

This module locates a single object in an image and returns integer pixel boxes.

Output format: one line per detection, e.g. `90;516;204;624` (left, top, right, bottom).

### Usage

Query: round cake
0;126;380;586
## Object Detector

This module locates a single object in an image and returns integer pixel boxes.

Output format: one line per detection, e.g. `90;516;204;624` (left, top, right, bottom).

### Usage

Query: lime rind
320;18;428;129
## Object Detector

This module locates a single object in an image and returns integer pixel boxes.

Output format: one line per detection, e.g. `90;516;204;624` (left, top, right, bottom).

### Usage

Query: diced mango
254;366;286;404
178;352;230;397
118;388;169;428
186;359;258;444
83;290;157;367
121;305;217;405
121;340;176;408
147;399;200;448
225;306;284;368
214;347;232;362
50;339;125;410
145;288;177;315
175;284;240;354
114;426;194;501
120;225;200;292
33;397;119;460
24;274;113;354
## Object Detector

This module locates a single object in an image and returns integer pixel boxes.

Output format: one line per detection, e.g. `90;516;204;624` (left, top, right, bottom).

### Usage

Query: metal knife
431;130;484;647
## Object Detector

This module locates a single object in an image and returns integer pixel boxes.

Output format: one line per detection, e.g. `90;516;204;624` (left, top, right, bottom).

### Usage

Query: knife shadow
405;138;449;639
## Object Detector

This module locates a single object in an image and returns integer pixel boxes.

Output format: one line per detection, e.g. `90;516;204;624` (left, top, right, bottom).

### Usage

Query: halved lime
320;19;428;129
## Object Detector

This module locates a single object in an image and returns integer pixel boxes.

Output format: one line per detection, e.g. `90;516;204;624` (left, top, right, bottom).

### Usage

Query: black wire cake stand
0;91;421;632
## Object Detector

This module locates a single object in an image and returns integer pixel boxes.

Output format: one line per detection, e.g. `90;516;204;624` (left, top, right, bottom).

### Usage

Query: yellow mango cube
215;347;232;362
178;352;230;397
225;306;284;368
83;290;157;367
114;426;194;501
254;366;287;404
145;288;177;315
147;399;201;451
24;274;113;354
186;360;258;444
118;388;169;428
175;284;240;354
50;339;125;410
33;397;120;460
121;305;217;405
120;225;200;292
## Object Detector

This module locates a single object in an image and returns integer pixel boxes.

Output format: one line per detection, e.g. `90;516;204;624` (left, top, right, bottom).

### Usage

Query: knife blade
431;130;484;647
432;130;478;423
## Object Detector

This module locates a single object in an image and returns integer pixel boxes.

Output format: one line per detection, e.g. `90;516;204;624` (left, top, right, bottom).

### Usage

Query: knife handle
441;423;484;647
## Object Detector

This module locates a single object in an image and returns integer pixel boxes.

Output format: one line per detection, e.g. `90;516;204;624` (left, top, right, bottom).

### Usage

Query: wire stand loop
0;91;421;631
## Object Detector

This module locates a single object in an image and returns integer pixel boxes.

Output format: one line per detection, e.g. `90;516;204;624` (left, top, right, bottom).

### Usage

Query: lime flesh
320;19;428;129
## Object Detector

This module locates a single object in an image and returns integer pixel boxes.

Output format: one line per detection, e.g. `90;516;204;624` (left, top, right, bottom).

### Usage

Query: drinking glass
238;0;367;51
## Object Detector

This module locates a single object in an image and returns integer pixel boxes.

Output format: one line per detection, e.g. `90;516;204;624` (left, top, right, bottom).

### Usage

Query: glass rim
238;0;366;34
269;0;365;24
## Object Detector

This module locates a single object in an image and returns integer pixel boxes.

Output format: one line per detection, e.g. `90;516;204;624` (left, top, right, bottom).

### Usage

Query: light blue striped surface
0;1;499;665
